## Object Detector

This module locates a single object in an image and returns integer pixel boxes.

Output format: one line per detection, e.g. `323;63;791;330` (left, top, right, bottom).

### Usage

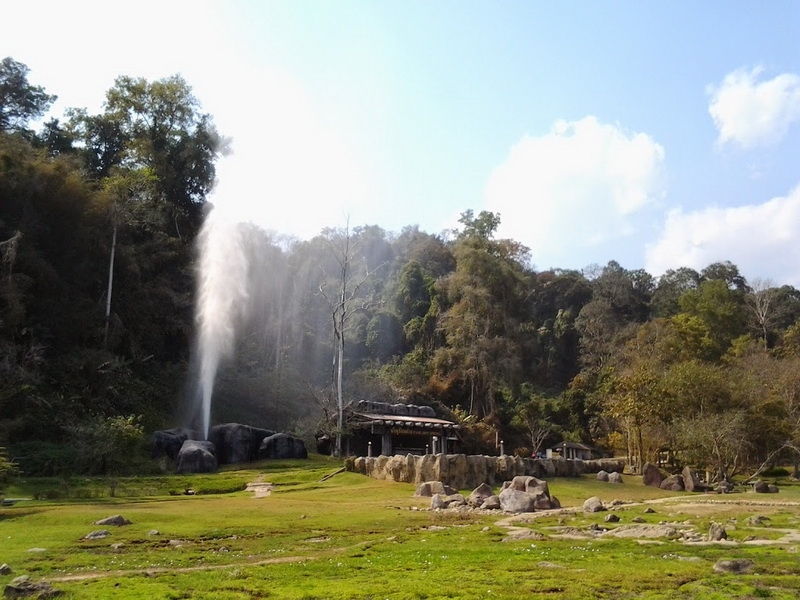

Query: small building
550;441;595;461
342;400;460;457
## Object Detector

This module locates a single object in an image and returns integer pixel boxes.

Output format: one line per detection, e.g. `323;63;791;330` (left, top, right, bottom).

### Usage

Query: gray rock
84;530;110;540
604;513;620;523
767;484;779;494
176;440;218;474
583;496;606;512
713;559;754;574
708;522;727;541
596;470;609;482
641;463;664;488
430;493;464;509
632;516;646;523
681;466;701;492
643;507;656;514
753;480;770;493
480;495;501;510
94;515;131;526
258;433;308;460
4;576;63;598
746;515;769;526
444;493;466;507
466;483;494;507
660;474;684;491
499;488;536;513
430;493;447;509
209;423;274;464
716;480;735;494
151;428;195;461
0;564;11;575
607;471;623;484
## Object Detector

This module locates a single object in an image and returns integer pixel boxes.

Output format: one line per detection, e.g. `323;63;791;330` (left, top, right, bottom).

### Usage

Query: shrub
762;466;791;478
0;446;19;485
6;441;77;476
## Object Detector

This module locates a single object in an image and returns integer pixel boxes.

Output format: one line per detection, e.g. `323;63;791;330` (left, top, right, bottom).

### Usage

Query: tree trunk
335;327;344;457
104;220;118;348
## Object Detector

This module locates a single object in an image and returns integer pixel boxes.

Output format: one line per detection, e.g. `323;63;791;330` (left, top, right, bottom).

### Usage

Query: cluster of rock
416;475;560;513
641;463;733;493
752;480;780;494
595;470;623;483
641;463;780;495
348;452;624;489
152;423;307;474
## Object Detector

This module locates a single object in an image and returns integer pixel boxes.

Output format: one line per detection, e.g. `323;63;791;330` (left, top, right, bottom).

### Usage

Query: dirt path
46;554;315;583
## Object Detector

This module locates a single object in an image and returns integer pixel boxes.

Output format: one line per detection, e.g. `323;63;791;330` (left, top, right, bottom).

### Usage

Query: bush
762;466;791;478
6;441;78;476
0;447;19;483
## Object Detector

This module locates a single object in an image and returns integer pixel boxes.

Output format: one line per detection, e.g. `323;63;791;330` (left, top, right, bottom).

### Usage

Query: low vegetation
2;458;800;599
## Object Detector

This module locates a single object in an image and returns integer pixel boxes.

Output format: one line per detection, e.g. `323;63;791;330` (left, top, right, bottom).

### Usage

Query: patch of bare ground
47;554;314;583
494;495;800;545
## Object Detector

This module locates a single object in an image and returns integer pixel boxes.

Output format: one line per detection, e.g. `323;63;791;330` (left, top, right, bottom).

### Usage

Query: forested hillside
2;58;800;482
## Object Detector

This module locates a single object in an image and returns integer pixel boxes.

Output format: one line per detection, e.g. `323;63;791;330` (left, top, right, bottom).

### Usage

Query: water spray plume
194;207;250;439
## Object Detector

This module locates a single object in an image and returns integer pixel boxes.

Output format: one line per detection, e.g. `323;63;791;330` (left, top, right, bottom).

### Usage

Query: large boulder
681;466;702;492
641;463;665;488
151;428;196;461
583;496;606;513
209;423;274;465
497;476;557;512
499;488;536;513
708;522;727;541
607;472;623;484
660;474;685;491
481;495;501;510
176;440;217;474
4;576;62;599
466;483;494;507
258;433;308;460
753;480;770;494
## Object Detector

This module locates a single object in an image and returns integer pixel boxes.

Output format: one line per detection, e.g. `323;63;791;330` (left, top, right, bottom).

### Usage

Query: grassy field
2;456;800;599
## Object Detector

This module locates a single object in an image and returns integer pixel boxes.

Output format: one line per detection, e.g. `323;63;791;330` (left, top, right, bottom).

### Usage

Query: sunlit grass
2;461;800;599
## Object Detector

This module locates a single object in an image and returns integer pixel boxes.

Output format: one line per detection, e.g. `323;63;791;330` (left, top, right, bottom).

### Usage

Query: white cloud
645;185;800;286
484;116;665;269
708;66;800;149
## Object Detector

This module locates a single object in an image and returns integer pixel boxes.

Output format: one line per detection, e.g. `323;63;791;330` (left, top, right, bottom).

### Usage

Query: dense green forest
2;57;800;481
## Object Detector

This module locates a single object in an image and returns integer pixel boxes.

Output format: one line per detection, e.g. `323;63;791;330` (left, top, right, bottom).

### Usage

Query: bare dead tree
745;277;778;350
317;220;385;456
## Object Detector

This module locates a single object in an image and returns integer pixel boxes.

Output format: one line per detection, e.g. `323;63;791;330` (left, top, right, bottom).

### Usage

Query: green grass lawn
2;458;800;599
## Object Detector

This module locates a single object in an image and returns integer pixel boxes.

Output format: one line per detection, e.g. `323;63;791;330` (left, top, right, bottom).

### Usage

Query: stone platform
346;453;625;490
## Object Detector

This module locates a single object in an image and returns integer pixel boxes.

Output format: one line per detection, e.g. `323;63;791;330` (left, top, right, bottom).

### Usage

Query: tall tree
70;75;224;238
433;211;532;418
0;57;56;133
678;278;747;359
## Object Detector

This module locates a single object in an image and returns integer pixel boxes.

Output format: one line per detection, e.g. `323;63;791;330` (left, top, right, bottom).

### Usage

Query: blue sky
6;1;800;284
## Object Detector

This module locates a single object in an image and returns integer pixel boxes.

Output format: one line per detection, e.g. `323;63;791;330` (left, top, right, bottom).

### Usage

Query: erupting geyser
192;207;250;439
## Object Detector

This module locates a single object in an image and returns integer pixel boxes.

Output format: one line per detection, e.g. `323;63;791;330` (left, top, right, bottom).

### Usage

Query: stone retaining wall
346;453;625;490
